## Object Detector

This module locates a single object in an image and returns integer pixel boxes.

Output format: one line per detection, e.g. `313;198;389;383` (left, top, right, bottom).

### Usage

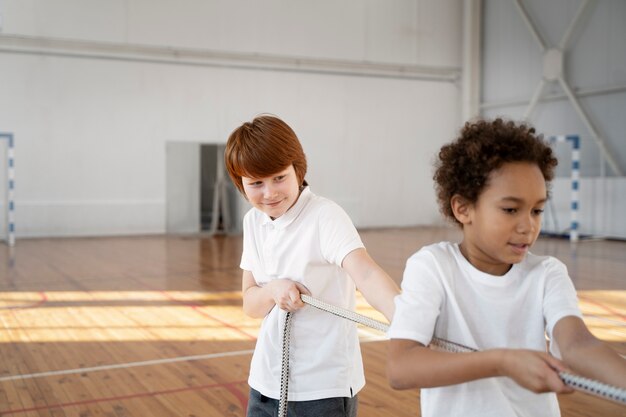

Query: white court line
0;331;389;384
0;349;254;382
1;342;623;383
2;316;623;383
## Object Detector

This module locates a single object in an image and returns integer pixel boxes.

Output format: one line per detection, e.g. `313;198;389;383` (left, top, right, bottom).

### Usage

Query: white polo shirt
241;187;366;401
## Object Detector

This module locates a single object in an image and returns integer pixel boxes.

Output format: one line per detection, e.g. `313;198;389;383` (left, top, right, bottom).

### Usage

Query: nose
263;183;278;199
517;212;538;235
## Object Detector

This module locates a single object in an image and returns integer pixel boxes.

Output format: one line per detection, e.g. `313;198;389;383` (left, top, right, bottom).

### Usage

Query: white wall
481;0;626;238
1;0;461;66
0;0;463;237
543;178;626;240
481;0;626;177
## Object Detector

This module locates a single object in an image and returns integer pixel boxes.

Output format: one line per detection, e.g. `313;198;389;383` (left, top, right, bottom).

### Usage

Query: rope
278;311;293;417
277;294;626;415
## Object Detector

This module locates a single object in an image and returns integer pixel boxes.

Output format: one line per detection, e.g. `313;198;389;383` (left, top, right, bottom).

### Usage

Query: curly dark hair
434;118;558;225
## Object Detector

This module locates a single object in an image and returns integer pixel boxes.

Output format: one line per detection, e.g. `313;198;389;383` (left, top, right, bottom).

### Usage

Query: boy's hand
266;279;311;312
498;349;574;394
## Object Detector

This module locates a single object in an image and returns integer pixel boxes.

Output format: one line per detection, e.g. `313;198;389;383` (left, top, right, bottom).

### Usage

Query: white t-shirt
241;187;365;401
388;242;582;417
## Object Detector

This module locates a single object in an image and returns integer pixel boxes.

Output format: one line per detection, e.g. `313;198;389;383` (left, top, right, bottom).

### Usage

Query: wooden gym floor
0;226;624;416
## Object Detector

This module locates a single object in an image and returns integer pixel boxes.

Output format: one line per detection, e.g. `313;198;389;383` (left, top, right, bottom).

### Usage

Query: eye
502;208;517;214
532;208;544;216
247;181;262;187
274;175;286;182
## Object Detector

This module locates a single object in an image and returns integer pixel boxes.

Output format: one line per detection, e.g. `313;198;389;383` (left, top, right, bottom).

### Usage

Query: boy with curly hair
386;118;626;417
225;115;399;417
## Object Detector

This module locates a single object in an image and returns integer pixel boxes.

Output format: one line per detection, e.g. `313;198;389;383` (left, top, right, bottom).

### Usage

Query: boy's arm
553;315;626;388
241;270;311;318
341;248;400;321
387;338;572;393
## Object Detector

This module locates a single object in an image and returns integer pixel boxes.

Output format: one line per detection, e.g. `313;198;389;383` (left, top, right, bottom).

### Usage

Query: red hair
225;115;308;194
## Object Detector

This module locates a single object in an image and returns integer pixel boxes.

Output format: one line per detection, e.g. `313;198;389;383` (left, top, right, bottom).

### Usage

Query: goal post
546;135;580;243
0;132;15;247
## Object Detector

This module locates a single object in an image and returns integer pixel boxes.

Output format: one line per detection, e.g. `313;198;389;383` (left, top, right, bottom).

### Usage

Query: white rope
277;294;626;415
560;372;626;404
301;295;389;332
278;311;293;417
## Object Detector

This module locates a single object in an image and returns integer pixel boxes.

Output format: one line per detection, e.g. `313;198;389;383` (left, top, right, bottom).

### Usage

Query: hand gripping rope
277;294;626;417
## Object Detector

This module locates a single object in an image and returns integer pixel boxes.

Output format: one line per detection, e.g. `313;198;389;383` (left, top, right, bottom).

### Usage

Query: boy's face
241;165;301;220
458;162;547;276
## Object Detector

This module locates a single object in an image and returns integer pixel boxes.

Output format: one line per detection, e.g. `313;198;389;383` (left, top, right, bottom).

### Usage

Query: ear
450;194;473;225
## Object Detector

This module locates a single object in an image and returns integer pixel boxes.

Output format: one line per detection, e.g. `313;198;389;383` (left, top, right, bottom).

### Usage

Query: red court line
155;289;257;341
0;379;248;415
131;278;257;341
224;382;249;410
578;294;626;323
0;291;47;310
188;303;258;341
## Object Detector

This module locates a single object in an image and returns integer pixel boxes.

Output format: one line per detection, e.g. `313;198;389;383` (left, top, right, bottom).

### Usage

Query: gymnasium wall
481;0;626;238
482;0;626;177
0;0;462;237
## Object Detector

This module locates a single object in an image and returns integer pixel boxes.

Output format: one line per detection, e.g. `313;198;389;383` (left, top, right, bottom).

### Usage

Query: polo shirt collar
261;186;312;229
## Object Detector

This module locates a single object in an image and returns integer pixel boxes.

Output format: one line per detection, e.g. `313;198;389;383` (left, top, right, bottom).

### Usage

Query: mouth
265;199;283;208
509;242;530;254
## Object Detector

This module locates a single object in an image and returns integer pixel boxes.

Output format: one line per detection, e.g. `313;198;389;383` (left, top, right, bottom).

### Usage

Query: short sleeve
239;209;255;272
388;250;445;345
317;202;364;267
543;258;583;342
